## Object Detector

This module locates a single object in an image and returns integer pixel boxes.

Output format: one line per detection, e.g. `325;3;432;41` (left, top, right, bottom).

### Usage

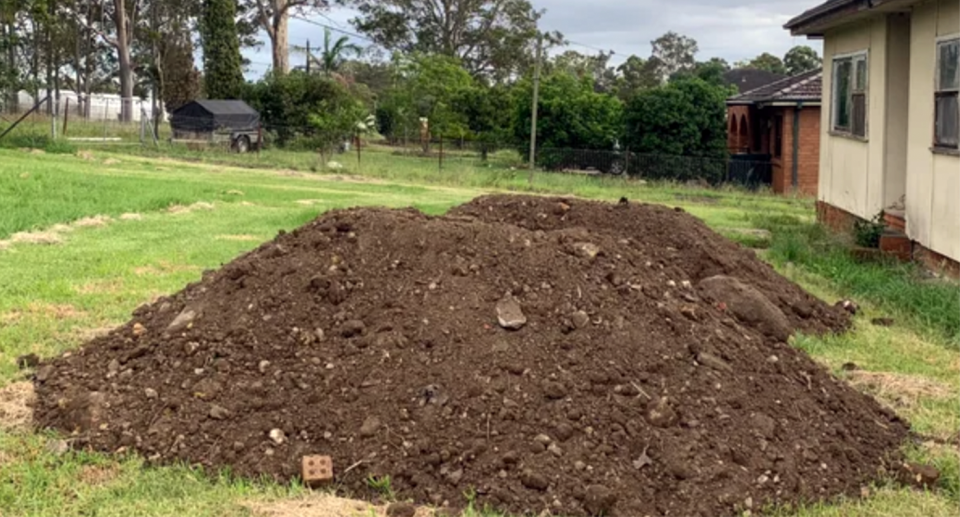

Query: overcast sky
243;0;824;79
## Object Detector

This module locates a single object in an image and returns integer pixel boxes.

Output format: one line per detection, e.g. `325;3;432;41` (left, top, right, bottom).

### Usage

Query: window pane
938;40;959;91
852;93;867;137
935;93;959;147
855;59;867;91
835;60;852;129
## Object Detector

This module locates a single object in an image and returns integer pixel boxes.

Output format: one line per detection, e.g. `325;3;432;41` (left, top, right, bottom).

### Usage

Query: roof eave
784;0;865;36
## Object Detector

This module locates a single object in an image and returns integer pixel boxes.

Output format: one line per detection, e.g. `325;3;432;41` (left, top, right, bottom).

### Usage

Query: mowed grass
0;148;957;517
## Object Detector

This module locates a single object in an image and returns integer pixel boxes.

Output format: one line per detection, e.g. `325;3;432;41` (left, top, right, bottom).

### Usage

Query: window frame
934;34;960;151
831;50;869;139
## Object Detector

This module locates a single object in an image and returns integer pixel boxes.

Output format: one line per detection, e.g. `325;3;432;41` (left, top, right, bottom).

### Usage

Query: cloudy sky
243;0;824;78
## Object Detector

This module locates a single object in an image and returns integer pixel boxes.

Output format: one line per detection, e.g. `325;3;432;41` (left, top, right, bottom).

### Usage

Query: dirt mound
33;195;907;517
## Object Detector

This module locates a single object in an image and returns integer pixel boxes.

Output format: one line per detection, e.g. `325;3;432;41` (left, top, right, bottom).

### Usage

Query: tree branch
72;13;119;49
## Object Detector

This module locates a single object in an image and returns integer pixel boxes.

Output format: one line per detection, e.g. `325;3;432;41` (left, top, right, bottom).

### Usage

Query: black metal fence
538;148;773;188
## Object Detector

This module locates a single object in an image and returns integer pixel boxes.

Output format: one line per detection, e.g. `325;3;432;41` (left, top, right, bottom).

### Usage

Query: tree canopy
784;45;821;75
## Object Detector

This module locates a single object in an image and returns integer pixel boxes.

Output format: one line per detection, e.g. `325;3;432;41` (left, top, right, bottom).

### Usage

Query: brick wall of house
726;106;751;152
773;106;821;195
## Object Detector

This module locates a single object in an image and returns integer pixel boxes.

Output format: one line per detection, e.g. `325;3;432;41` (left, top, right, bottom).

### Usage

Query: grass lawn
0;147;957;517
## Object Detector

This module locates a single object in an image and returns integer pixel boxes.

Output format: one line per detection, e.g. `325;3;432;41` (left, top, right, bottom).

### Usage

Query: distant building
8;90;155;122
723;69;787;94
726;69;823;195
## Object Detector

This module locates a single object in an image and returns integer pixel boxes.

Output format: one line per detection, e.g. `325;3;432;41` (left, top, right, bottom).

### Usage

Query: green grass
758;217;960;347
0;148;957;517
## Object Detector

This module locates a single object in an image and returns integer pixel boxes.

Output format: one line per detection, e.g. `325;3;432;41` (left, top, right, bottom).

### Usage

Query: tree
623;77;728;162
670;57;729;87
243;0;328;75
457;81;513;156
513;71;623;162
741;52;786;75
345;0;562;79
615;55;661;101
200;0;244;99
72;0;138;122
784;45;821;75
294;27;362;74
650;31;697;81
549;50;617;93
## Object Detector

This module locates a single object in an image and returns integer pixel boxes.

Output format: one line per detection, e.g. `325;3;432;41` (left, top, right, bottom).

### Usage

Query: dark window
833;53;868;137
774;116;783;158
935;38;959;149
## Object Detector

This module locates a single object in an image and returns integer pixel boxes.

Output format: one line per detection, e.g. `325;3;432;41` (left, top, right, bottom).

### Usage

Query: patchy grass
0;148;957;517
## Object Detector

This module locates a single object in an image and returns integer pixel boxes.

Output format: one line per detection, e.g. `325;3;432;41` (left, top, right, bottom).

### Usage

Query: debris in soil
34;195;908;517
871;317;895;327
16;353;40;369
835;299;860;315
898;462;941;489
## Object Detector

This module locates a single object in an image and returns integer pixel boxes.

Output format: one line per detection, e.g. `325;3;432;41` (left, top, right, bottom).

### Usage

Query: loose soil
33;195;908;516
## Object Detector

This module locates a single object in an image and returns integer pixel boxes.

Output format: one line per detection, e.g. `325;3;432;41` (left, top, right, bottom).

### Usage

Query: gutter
784;0;871;35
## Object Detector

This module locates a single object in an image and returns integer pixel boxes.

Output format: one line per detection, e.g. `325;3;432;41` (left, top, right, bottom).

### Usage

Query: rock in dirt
386;502;417;517
496;296;527;330
44;439;70;456
520;470;549;491
209;405;231;420
582;485;618;516
699;275;791;341
32;195;904;517
167;307;197;332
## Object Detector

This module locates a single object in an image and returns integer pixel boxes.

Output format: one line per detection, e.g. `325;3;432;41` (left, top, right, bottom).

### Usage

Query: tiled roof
723;69;787;94
726;69;822;105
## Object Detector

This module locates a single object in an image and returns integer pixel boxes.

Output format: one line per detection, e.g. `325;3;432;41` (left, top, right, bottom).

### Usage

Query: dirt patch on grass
296;200;323;206
75;326;115;342
0;382;36;432
247;495;408;517
73;215;112;228
216;234;261;242
27;302;85;320
74;279;125;295
78;464;121;486
35;195;909;517
846;371;955;403
167;202;215;215
133;261;200;277
119;213;143;221
8;230;64;245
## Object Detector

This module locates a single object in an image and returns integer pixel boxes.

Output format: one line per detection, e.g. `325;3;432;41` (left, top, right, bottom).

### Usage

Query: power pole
305;40;311;73
528;34;543;184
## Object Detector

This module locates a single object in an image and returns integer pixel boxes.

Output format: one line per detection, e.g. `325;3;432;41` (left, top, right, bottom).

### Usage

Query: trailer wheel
234;135;251;154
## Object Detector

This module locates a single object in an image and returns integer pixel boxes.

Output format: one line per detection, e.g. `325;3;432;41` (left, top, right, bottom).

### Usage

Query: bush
853;212;885;248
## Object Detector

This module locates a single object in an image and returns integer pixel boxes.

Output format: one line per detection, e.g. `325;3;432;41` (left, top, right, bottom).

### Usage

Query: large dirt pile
33;195;908;517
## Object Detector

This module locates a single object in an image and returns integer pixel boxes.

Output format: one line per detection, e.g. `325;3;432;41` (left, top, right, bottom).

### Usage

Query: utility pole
305;40;311;73
528;34;543;183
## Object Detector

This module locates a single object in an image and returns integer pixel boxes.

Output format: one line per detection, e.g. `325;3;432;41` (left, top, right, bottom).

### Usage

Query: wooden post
439;132;443;172
62;97;70;136
528;34;543;185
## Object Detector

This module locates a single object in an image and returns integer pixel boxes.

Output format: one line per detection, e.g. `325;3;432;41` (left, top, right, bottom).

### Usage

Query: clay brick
879;233;911;263
302;455;333;487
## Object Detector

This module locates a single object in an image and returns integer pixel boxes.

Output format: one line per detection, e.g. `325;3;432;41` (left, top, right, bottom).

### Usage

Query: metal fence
538;148;773;188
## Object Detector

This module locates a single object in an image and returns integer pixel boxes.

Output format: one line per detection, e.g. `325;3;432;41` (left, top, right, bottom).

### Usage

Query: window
832;52;868;137
935;37;959;149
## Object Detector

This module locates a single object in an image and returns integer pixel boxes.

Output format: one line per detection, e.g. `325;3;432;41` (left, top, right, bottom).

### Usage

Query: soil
33;195;908;517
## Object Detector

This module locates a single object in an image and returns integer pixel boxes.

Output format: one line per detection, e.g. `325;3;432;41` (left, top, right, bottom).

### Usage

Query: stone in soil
32;195;906;517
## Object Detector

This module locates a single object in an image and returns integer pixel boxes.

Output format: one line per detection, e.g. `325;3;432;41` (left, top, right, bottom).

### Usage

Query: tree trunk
115;0;133;123
271;10;289;74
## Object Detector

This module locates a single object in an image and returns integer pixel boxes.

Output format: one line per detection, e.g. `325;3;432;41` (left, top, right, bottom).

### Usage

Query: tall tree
200;0;244;99
784;45;821;75
739;52;786;75
549;50;617;93
243;0;327;75
345;0;562;79
73;0;138;122
615;55;661;100
294;27;362;74
650;31;697;81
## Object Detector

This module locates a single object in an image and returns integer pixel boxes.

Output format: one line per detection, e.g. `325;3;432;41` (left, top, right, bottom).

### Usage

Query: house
786;0;959;274
723;69;788;94
727;70;823;195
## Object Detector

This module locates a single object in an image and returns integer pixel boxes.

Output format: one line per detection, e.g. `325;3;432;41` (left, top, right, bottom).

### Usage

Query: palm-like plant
292;28;362;74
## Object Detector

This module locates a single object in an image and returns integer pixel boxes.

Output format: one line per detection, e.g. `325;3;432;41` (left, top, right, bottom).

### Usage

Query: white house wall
819;17;890;218
906;0;960;263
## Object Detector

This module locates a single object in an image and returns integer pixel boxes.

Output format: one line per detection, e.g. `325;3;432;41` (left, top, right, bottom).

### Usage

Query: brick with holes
301;455;334;487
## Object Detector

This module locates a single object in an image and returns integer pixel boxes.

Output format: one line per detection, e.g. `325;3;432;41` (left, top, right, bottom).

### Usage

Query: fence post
438;132;443;172
625;147;630;177
50;96;57;140
103;98;109;139
62;98;70;136
356;131;361;172
0;95;50;141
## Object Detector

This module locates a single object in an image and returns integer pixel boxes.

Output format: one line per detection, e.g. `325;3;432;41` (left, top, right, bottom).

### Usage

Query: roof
187;100;259;116
723;69;787;94
784;0;915;35
727;69;822;106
